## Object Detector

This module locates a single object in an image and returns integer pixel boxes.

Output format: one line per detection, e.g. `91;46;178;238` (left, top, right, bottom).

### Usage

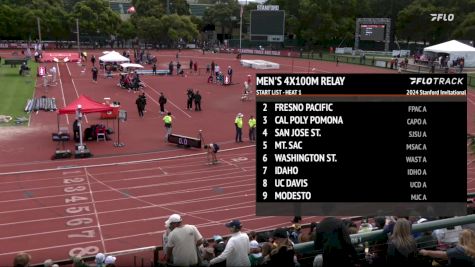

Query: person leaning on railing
419;229;475;266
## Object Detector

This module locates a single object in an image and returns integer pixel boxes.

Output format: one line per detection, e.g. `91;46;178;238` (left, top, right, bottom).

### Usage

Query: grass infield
0;60;37;126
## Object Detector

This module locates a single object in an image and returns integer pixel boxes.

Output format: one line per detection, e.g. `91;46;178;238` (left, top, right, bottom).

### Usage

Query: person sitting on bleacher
420;229;475;267
314;217;357;267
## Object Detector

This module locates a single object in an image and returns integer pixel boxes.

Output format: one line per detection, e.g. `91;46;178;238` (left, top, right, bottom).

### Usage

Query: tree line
0;0;473;47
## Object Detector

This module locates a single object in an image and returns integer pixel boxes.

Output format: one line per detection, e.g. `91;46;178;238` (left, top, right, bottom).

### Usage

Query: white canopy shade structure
423;40;475;67
98;51;130;63
120;63;144;69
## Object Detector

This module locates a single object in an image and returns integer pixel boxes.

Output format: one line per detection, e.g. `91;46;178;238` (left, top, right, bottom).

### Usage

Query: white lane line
0;172;253;203
0;240;102;256
84;168;107;253
143;81;192;118
66;63;88;123
0;145;255;176
57;62;69;125
86;171;217;224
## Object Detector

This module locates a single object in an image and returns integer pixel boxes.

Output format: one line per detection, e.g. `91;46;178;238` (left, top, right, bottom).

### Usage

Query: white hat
237;113;243;118
249;240;259;249
105;256;116;265
95;253;106;263
417;218;428;224
165;214;182;227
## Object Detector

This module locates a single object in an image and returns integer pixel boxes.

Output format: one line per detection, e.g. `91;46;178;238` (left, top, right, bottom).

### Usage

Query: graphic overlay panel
256;74;467;217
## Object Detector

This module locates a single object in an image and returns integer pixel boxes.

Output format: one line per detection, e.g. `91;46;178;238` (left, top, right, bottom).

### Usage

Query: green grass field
0;60;37;126
469;74;475;88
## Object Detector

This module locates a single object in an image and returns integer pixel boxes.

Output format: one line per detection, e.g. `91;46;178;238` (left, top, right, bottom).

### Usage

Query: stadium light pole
239;4;243;50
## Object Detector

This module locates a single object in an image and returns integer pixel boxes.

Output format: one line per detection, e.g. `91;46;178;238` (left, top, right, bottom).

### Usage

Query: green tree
452;11;475;40
135;16;162;43
298;0;358;46
132;0;165;17
71;0;121;37
159;14;199;43
0;0;70;40
202;2;240;36
169;0;190;15
117;20;137;41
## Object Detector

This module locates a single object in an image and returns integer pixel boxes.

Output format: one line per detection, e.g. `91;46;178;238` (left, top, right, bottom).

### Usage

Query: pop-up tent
423;40;475;67
57;95;113;147
58;95;113;115
98;51;130;63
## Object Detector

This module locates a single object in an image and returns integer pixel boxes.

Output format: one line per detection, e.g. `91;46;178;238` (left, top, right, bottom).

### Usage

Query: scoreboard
255;74;467;217
359;24;386;41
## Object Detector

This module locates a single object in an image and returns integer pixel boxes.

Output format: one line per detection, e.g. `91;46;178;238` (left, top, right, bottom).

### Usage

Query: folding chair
96;125;107;142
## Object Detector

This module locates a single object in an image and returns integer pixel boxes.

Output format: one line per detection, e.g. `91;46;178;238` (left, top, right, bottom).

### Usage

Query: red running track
0;146;328;265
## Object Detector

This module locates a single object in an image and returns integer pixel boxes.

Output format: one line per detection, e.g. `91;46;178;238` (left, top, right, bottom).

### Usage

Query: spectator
152;63;157;75
73;119;80;142
367;217;389;267
386;218;418;266
177;61;182;75
300;222;317;243
135;95;145;118
95;253;106;267
420;229;475;266
227;66;233;83
187;89;195;110
71;256;88;267
194;90;202;111
162;217;174;261
200;239;215;264
91;65;98;83
105;256;116;267
416;228;438;250
374;216;386;230
264;228;296;266
248;231;257;242
249;240;263;266
235;113;244;143
165;214;203;266
43;259;54;267
289;224;301;244
168;61;173;75
163;112;172;141
343;219;358;235
248;115;256;142
158;92;167;115
189;59;193;71
314;217;357;267
210;220;251;266
213;235;227;259
140;92;147;112
91;55;95;66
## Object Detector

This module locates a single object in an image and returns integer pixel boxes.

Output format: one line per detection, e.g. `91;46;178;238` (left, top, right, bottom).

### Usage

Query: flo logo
430;13;455;21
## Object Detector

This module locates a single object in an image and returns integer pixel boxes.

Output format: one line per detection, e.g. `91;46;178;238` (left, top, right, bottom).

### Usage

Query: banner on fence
220;48;299;57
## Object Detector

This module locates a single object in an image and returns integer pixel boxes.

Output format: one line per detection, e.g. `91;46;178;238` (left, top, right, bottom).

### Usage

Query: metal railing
294;214;475;255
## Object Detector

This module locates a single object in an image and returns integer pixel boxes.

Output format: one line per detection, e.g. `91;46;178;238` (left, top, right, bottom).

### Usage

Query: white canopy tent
120;63;144;69
423;40;475;67
98;51;130;63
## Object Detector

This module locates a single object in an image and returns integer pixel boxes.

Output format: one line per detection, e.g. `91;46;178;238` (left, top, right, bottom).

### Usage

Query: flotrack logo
430;13;455;21
410;77;464;85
